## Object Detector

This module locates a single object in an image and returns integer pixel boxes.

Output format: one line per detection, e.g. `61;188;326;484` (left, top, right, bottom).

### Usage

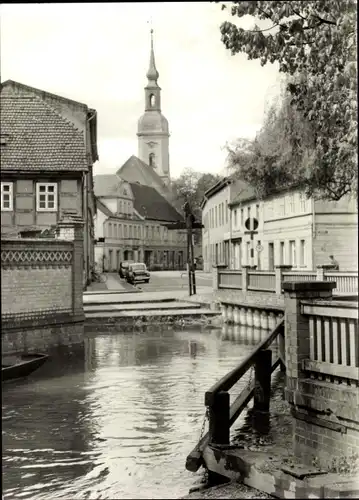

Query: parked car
126;263;150;284
119;260;134;279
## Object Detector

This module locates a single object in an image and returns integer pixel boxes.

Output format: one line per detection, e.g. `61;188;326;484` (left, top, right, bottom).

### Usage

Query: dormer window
150;94;156;107
149;153;156;168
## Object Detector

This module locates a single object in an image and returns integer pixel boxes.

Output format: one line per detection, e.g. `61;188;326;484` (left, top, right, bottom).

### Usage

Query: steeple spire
146;29;159;84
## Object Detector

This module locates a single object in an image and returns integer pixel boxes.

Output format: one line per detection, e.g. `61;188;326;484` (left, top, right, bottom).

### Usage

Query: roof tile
0;93;87;172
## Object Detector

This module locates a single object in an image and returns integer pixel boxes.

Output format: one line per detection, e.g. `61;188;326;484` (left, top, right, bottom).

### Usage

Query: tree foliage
219;0;357;201
171;168;222;220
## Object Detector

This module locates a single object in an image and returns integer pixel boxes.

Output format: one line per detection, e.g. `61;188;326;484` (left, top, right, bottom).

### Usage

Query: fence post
56;211;84;320
253;350;272;413
282;282;335;403
242;265;249;293
316;265;324;281
208;391;230;446
275;265;292;295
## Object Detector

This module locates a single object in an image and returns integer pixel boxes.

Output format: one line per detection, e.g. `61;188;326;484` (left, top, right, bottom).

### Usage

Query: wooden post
208;391;230;445
253;349;272;413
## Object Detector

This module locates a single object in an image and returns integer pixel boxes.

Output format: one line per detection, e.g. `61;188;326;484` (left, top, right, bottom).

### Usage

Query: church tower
137;30;170;185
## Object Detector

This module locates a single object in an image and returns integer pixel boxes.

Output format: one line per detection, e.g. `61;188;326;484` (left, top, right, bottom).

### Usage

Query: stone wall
1;214;85;354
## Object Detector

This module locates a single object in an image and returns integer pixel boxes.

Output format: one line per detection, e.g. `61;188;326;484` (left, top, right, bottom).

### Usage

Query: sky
1;2;282;179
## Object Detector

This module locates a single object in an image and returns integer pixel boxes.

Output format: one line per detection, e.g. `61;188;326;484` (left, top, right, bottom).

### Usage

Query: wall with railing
1;214;85;354
283;281;359;467
216;266;358;296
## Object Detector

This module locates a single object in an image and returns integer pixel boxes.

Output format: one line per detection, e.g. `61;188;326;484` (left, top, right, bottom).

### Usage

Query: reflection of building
94;31;187;270
0;80;98;286
202;178;358;271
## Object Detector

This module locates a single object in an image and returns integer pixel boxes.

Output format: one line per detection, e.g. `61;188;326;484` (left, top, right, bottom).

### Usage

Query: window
124;225;128;238
1;182;13;211
129;225;132;238
289;240;296;267
36;183;57;211
256;204;259;220
225;201;228;223
280;242;285;265
215;206;218;227
241;208;244;227
114;224;118;239
247;206;251;220
119;224;122;238
150;94;156;107
108;223;112;238
119;200;123;214
149;153;156;168
234;209;238;228
300;240;306;266
289;195;295;213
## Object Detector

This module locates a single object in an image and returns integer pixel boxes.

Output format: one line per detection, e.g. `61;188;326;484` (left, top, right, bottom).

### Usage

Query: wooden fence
301;300;359;384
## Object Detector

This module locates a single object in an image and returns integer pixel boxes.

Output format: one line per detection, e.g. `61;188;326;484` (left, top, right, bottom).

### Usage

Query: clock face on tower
147;141;158;148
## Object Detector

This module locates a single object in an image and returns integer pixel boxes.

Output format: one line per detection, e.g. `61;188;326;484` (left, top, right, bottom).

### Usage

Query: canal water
2;325;280;500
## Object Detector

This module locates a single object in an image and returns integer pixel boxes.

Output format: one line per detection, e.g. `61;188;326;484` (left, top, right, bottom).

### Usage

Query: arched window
150;94;156;107
149;153;156;168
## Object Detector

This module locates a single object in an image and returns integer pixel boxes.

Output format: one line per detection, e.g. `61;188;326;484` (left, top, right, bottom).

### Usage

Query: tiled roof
130;182;183;222
117;155;172;195
0;93;87;172
94;175;123;197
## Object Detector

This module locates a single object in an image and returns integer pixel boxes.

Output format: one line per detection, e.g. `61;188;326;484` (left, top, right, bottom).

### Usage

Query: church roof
116;155;171;193
129;182;183;222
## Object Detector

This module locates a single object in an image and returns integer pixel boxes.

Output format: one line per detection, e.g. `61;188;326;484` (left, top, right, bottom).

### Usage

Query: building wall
94;205;187;272
202;184;231;272
1;177;82;231
226;187;357;271
1;228;84;354
138;134;170;184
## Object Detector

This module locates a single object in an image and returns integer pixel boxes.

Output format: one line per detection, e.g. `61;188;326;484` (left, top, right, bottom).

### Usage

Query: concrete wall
1;216;85;354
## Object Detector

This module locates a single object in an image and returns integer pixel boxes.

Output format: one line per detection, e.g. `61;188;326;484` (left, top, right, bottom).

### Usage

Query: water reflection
3;325;281;500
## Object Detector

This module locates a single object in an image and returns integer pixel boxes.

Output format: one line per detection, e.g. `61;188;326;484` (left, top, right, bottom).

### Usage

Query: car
119;260;134;279
126;262;150;284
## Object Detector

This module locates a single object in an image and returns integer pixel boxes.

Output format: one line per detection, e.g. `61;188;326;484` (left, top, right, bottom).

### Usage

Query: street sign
245;217;258;231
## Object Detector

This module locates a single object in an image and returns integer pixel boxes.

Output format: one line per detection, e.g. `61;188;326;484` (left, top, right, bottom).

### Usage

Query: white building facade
202;179;358;272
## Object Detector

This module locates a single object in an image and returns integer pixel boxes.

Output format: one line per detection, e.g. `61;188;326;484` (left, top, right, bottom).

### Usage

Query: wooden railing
301;300;359;384
248;271;276;292
186;318;285;472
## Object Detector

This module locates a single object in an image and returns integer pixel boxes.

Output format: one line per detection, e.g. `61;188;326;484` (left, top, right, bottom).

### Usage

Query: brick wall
1;214;85;354
283;282;359;468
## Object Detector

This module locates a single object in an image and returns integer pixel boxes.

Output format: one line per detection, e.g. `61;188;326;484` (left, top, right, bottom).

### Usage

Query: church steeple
146;30;159;84
137;29;170;185
144;29;161;112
